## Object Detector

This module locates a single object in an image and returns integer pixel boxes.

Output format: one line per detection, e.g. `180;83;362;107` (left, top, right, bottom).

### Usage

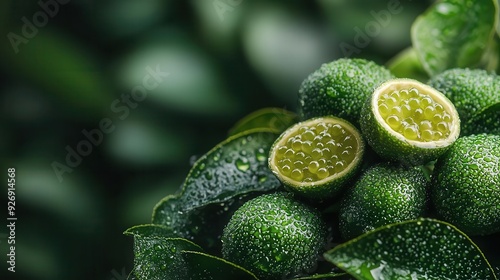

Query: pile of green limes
221;58;500;279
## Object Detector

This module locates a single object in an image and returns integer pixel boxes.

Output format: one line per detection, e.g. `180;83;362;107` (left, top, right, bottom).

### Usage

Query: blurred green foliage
0;0;435;279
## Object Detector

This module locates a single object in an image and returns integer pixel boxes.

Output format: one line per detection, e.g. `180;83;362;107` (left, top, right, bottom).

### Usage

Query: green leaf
124;224;177;238
292;273;347;279
152;129;282;250
412;0;498;76
125;225;257;280
324;218;497;280
182;251;258;280
228;107;298;136
124;225;203;280
386;48;429;82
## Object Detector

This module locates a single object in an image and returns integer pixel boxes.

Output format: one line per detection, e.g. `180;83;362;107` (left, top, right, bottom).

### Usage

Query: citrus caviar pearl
378;87;453;142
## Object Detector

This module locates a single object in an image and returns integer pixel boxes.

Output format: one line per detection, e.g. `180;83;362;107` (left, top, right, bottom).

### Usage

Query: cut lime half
269;116;364;200
360;78;460;165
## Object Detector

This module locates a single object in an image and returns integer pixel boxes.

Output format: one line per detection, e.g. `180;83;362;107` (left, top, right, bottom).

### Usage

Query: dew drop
236;158;250;171
256;148;267;162
198;162;206;170
258;175;267;183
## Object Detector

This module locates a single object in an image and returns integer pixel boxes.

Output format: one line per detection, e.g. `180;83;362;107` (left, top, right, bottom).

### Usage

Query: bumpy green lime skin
221;192;327;280
298;58;395;127
431;134;500;236
339;164;428;240
428;68;500;135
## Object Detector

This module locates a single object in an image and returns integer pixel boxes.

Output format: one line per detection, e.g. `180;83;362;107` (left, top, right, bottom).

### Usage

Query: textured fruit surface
298;58;395;127
269;116;364;200
431;134;500;235
339;164;428;240
428;68;500;135
360;78;460;165
221;192;327;280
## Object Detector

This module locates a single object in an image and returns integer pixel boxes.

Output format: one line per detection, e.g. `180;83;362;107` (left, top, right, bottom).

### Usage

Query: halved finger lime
360;78;460;166
269;116;364;200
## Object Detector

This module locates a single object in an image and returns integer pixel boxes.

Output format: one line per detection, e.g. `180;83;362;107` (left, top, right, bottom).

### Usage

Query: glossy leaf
124;225;203;280
182;251;258;280
292;273;347;279
386;48;429;82
324;218;497;280
228;107;298;136
125;225;258;280
152;129;282;249
412;0;498;76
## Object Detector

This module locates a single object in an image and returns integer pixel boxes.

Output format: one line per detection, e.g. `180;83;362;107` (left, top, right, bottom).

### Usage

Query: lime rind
269;116;364;200
361;78;460;165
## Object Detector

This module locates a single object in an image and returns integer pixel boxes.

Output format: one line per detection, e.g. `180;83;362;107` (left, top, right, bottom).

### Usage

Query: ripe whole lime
298;58;395;127
431;134;500;235
221;192;327;279
339;163;429;240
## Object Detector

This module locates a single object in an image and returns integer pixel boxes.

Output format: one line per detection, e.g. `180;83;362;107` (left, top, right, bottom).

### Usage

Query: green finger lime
431;134;500;236
360;78;460;166
221;192;327;280
268;116;365;200
298;58;395;127
339;163;428;240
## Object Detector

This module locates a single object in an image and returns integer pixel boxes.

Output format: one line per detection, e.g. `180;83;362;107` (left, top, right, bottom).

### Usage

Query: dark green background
0;1;430;279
